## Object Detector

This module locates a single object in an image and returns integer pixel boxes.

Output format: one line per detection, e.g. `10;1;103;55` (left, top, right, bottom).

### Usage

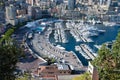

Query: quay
23;19;102;71
27;26;85;70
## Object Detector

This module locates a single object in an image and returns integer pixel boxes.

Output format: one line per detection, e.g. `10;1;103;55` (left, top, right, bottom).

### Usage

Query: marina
25;18;120;67
50;19;120;65
25;21;85;70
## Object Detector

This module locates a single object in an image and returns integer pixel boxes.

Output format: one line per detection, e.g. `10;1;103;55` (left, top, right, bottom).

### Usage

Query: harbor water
49;24;120;66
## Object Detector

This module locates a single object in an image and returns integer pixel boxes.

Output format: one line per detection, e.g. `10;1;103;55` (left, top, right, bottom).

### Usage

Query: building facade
88;62;99;80
68;0;76;10
37;64;71;77
6;4;18;25
6;4;16;20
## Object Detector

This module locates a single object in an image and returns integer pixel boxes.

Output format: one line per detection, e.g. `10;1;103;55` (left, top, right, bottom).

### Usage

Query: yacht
94;45;101;50
97;30;106;34
82;31;98;37
75;45;91;60
56;45;65;50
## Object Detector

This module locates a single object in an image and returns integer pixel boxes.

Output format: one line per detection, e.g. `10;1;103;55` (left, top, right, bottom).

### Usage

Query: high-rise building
68;0;76;10
28;6;33;16
99;0;111;6
26;0;35;6
6;4;18;25
6;4;16;20
28;6;42;19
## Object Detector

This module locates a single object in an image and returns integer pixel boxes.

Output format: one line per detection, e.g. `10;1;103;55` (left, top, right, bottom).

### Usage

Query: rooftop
56;64;70;70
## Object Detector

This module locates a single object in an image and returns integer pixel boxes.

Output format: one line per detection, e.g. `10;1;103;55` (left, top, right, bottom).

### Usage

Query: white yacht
56;45;65;50
75;45;91;60
97;30;106;34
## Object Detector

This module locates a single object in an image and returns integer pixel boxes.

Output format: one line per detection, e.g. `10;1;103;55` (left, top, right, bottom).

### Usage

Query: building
5;4;18;25
0;24;6;35
36;64;71;78
16;9;27;16
26;0;35;6
28;5;33;19
61;10;83;19
38;0;51;10
27;6;42;19
68;0;76;10
0;11;5;24
88;62;99;80
6;4;16;20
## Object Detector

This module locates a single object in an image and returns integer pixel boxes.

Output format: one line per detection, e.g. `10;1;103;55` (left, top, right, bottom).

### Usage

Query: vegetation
72;72;92;80
0;28;14;42
92;32;120;80
43;56;56;65
0;17;45;80
0;21;27;43
0;40;24;80
16;73;34;80
16;75;29;80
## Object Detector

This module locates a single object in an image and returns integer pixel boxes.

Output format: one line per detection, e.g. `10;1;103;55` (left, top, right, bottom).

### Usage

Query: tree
92;32;120;80
112;32;120;68
16;73;33;80
72;72;92;80
0;39;24;80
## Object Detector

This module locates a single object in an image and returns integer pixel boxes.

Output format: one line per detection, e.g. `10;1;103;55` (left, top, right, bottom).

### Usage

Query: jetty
80;44;96;60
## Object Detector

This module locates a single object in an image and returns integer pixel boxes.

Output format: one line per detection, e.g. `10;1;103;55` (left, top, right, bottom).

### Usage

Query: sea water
49;24;120;66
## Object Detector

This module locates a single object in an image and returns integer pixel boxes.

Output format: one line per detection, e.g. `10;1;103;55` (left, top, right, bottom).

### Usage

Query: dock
80;44;96;60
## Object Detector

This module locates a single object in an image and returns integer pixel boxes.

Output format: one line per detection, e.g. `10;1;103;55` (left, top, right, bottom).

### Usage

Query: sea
49;23;120;66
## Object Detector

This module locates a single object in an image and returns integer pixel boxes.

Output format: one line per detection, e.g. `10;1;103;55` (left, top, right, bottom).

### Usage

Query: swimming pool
32;27;45;32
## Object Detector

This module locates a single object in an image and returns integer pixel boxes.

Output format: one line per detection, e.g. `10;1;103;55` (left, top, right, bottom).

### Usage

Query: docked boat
94;45;101;50
75;46;80;51
82;31;99;37
80;44;96;60
56;45;65;50
75;45;91;60
97;30;106;34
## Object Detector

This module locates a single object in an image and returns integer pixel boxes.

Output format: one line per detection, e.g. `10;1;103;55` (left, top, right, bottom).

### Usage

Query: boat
82;31;99;37
75;46;80;51
56;45;65;50
94;45;101;50
75;45;91;60
80;44;96;60
96;20;102;24
103;22;116;27
98;30;106;34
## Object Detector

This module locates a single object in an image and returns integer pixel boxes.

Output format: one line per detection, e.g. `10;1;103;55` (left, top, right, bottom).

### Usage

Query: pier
66;21;95;43
75;46;91;60
54;22;68;43
80;44;96;60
